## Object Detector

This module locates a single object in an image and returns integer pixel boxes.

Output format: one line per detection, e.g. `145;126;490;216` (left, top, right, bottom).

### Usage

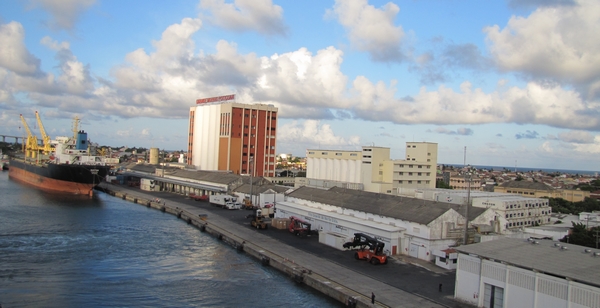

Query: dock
97;182;455;308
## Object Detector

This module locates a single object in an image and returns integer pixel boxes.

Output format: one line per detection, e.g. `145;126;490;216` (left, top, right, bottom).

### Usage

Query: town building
187;95;278;177
395;187;553;233
304;142;438;194
455;238;600;308
494;181;590;203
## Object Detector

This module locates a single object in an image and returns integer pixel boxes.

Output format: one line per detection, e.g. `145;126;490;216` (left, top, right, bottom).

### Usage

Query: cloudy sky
1;0;599;172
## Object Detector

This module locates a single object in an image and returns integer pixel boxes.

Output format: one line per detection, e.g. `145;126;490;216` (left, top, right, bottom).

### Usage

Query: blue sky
1;0;599;172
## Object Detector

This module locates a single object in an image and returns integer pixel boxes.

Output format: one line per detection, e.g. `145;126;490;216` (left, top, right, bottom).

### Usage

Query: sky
1;0;599;172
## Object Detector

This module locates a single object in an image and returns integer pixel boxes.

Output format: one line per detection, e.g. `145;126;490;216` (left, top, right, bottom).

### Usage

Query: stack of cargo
271;218;290;230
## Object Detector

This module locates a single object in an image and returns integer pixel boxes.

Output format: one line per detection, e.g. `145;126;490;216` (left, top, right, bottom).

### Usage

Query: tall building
304;142;438;193
188;95;277;177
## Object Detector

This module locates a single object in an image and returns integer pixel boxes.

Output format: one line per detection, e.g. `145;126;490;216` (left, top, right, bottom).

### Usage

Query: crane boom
20;114;39;158
35;111;53;154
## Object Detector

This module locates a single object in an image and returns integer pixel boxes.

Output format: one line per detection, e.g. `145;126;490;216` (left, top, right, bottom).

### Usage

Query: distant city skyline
1;1;599;172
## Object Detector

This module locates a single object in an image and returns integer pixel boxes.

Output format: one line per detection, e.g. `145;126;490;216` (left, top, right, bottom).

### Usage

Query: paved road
103;185;472;308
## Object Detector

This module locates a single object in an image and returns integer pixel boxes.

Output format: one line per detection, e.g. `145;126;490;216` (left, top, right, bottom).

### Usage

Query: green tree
436;180;452;189
560;222;600;248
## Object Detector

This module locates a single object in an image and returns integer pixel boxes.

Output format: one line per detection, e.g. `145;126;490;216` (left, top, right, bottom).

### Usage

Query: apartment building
188;95;277;176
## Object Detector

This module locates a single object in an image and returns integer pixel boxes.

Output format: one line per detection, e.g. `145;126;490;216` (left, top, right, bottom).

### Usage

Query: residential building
187;95;277;176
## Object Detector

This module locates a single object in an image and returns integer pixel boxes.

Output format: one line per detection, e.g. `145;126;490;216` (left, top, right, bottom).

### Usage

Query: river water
0;172;340;307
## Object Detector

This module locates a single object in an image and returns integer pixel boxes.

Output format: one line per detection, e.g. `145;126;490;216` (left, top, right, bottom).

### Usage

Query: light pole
249;156;254;207
463;170;471;245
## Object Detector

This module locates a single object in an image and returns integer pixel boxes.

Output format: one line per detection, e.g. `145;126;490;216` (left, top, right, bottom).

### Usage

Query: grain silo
149;148;159;165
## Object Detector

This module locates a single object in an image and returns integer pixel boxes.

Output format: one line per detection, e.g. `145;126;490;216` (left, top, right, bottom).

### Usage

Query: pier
97;182;464;308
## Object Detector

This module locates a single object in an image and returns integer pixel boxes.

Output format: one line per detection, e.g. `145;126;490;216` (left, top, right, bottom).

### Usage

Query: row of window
242;145;276;150
505;203;549;209
398;180;431;184
397;164;431;169
506;218;550;228
506;190;536;195
398;172;431;176
506;211;550;218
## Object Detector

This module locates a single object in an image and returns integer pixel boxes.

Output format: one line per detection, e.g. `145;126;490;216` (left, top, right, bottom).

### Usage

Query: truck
209;195;242;210
288;216;313;237
247;209;269;229
189;193;208;201
343;233;388;265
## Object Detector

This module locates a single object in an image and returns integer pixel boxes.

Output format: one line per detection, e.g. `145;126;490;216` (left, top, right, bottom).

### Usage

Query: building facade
305;142;438;194
455;238;600;308
494;181;590;203
188;96;277;177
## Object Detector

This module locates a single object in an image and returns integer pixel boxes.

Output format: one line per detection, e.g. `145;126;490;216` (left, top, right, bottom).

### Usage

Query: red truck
189;193;208;201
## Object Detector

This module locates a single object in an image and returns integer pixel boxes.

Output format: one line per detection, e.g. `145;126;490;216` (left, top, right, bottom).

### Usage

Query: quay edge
97;183;447;308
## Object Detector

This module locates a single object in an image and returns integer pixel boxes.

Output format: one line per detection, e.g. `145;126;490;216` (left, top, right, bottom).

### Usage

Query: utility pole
249;156;254;206
463;146;470;245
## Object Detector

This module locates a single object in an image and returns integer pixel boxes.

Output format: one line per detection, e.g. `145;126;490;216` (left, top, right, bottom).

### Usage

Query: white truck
209;194;242;210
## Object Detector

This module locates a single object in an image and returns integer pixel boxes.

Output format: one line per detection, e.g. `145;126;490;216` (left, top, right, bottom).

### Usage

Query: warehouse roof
287;186;487;225
456;237;600;287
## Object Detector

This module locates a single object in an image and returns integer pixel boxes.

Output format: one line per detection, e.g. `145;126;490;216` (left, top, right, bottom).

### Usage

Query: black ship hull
9;158;110;194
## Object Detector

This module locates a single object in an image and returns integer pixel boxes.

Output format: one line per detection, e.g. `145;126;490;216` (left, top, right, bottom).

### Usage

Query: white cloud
199;0;287;36
278;120;360;147
28;0;96;30
328;0;405;62
485;0;600;97
0;22;41;76
557;130;596;144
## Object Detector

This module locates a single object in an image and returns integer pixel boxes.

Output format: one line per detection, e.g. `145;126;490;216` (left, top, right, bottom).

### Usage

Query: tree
559;222;600;248
436;180;452;189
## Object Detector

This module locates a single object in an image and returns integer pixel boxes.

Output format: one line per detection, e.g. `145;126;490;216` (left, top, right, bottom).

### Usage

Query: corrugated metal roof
287;186;487;225
166;169;242;185
234;183;290;194
456;237;600;287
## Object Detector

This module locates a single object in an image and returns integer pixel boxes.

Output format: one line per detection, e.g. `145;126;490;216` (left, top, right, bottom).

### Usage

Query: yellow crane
35;111;53;155
19;114;39;159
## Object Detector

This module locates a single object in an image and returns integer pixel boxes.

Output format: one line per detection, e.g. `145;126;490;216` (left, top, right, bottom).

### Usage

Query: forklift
343;233;388;265
247;209;269;230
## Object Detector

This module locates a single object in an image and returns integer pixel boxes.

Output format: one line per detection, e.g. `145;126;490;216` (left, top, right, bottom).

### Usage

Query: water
0;173;340;307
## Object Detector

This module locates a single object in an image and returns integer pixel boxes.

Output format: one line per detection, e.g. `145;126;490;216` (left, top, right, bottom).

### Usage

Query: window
418;173;422;176
308;151;314;154
418;165;423;168
408;181;413;184
379;171;383;175
409;172;413;176
399;172;404;175
322;152;328;155
398;180;403;184
417;181;422;184
350;153;357;156
364;148;372;151
409;165;413;168
335;153;342;156
363;155;371;158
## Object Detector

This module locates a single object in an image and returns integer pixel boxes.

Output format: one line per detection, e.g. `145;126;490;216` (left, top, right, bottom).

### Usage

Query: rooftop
287;186;487;225
456;237;600;287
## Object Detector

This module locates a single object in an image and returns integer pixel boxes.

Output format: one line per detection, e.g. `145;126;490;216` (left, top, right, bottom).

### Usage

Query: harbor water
0;172;340;307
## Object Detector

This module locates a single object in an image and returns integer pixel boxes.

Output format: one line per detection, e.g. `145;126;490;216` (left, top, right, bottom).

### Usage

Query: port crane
35;111;53;155
343;233;388;265
19;114;39;159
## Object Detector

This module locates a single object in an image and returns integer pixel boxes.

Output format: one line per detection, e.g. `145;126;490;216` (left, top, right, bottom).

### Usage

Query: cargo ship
9;114;111;195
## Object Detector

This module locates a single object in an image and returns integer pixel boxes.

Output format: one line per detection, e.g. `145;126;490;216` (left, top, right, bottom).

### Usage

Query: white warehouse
455;238;600;308
276;186;493;261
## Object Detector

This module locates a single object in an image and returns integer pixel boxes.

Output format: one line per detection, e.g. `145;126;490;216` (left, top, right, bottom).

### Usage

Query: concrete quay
97;183;462;308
